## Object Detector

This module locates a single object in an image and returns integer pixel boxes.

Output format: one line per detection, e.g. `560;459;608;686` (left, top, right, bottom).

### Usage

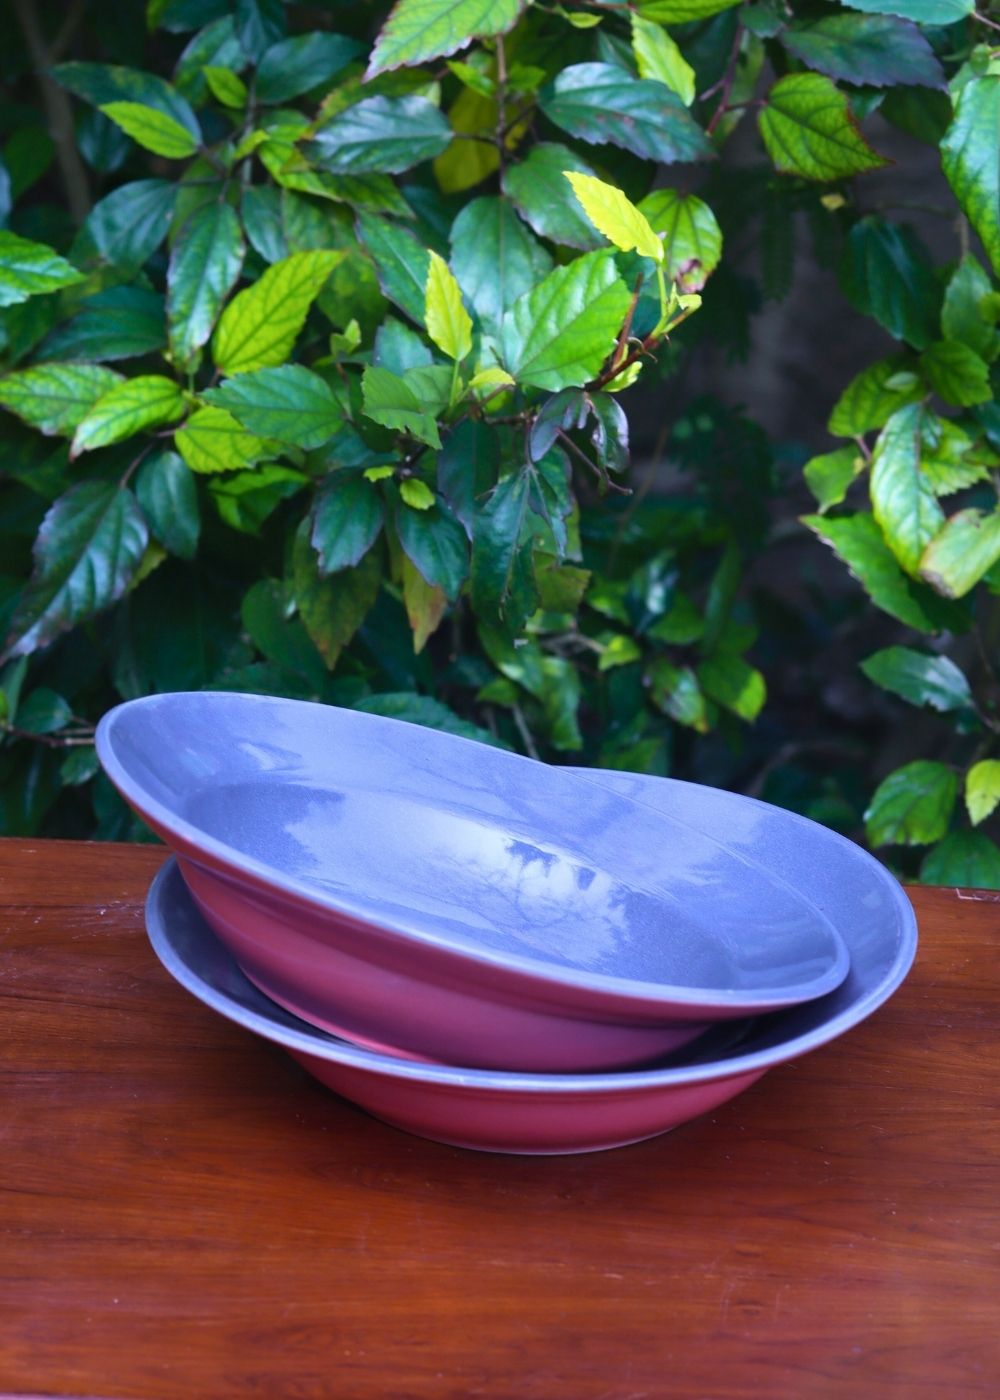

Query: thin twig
10;0;90;223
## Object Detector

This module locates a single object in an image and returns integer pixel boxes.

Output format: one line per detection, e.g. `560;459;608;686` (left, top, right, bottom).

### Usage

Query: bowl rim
98;691;853;1013
146;843;917;1095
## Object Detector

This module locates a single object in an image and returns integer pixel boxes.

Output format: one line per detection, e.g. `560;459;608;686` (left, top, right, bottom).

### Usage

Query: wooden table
2;838;998;1398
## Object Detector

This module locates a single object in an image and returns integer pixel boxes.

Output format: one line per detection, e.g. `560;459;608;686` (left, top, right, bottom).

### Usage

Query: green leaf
135;449;200;560
396;499;468;599
175;405;267;474
356;211;430;325
920;830;1000;889
256;32;363;104
71;375;186;457
53;61;201;139
538;655;582;752
438;418;498;533
839;217;939;349
212;249;343;374
803;445;862;511
920;340;992;407
310;473;384;573
311;97;451;174
203;66;248;109
41;286;166;363
697;653;766;721
209;463;306;533
500;250;631;392
861;645;973;713
919;508;1000;598
402;555;446;653
291;522;381;669
647;591;703;644
865;759;957;847
173;17;246;103
399;478;436;510
921;417;991;496
780;15;944;91
870;404;944;576
647;658;709;731
965;759;1000;826
638;188;722;292
99;101;199;158
16;687;73;735
941;255;999;361
361;365;441;448
564;172;663;263
540;63;713;165
167;202;244;363
840;0;973;21
241;186;287;264
471;470;538;630
5;481;148;657
71;180;176;275
502;145;604;252
0;363;123;436
366;0;525;79
758;73;888;181
449;196;553;336
205;365;342;449
424;249;472;361
631;16;696;105
828;355;923;437
0;231;84;308
354;691;507;748
240;578;326;690
941;76;1000;278
804;511;959;633
638;0;740;20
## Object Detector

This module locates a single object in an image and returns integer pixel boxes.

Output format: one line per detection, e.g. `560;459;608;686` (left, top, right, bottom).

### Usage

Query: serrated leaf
966;760;1000;826
828;355;924;436
449;196;553;336
870;404;944;576
840;0;972;20
310;473;384;574
212;249;343;374
780;15;944;90
99;101;200;158
471;469;538;630
167;202;244;362
361;365;441;447
804;510;959;632
920;830;1000;888
424;249;472;361
920;340;992;407
500;250;631;392
235;0;286;62
291;523;381;669
396;498;468;599
203;66;247;109
173;16;245;103
0;231;84;308
438;418;498;534
53;61;201;138
941;255;999;360
0;363;123;436
540;63;713;165
41;286;166;363
941;76;1000;278
648;658;709;731
631;15;696;105
638;189;722;292
71;179;176;275
209;464;306;534
70;376;185;457
638;0;740;20
356;211;430;324
5;481;148;657
564;172;663;262
311;96;451;174
205;365;343;449
759;72;888;181
175;405;267;474
803;445;862;511
135;448;200;560
697;653;766;721
241;186;287;264
256;32;362;104
921;418;990;496
840;216;939;349
865;759;957;847
402;555;448;653
919;508;1000;598
366;0;525;79
861;645;973;713
502;144;604;252
355;690;507;747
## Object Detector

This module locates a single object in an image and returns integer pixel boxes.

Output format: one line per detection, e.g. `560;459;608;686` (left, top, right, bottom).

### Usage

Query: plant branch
705;24;745;137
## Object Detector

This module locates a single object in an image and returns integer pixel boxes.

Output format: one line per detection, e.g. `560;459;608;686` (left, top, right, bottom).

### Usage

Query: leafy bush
0;0;998;883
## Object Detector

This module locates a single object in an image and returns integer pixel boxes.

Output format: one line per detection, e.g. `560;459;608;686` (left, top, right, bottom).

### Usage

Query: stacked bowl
96;693;917;1155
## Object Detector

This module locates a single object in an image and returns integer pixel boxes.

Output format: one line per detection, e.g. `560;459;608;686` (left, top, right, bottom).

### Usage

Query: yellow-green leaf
99;101;199;159
424;249;472;361
71;375;186;457
366;0;525;80
638;188;722;291
212;249;344;374
563;171;663;263
175;405;268;474
631;15;696;105
966;759;1000;826
0;363;123;436
203;66;248;109
758;73;888;181
400;478;436;510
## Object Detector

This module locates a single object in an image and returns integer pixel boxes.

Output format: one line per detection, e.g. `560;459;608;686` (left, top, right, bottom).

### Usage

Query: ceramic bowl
145;804;916;1154
98;693;849;1072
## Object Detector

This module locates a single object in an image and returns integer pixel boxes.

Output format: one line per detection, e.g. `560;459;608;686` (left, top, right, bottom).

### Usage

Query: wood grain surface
1;838;998;1399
